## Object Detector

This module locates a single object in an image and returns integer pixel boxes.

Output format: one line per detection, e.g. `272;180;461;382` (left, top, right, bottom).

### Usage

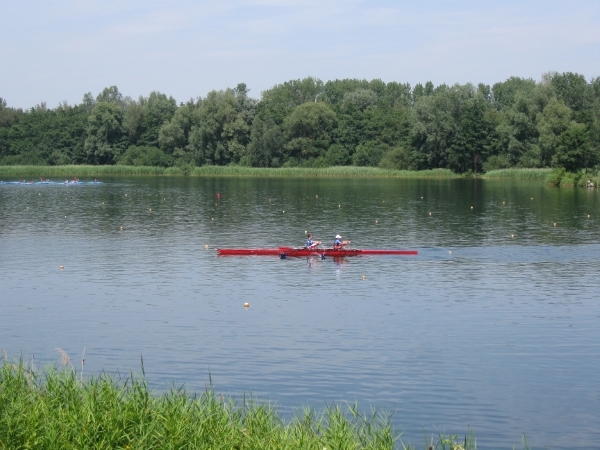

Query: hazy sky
1;0;599;108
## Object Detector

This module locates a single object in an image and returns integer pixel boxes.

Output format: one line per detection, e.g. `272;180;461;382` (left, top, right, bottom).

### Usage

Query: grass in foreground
0;165;458;179
0;360;495;450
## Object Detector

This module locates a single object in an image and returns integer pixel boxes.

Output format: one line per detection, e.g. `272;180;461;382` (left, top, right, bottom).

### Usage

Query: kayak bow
217;247;418;257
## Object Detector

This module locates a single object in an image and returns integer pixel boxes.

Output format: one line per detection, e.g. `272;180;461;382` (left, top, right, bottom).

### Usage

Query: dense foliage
2;73;599;173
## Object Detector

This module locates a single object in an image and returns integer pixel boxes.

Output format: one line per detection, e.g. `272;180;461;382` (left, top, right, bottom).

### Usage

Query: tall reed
0;361;396;450
482;168;553;180
0;165;458;179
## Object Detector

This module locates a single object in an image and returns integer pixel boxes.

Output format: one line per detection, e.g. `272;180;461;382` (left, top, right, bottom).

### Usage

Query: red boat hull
217;247;418;257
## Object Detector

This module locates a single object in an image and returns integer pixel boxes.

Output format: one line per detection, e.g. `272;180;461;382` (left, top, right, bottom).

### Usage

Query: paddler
305;233;321;249
334;234;351;249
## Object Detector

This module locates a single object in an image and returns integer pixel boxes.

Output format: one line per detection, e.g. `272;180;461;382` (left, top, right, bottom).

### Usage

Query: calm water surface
1;177;599;449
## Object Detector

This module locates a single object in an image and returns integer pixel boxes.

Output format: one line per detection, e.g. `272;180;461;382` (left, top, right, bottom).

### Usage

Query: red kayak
217;247;418;257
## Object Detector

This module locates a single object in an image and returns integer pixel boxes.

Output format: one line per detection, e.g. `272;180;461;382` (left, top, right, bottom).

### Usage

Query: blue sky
1;0;599;108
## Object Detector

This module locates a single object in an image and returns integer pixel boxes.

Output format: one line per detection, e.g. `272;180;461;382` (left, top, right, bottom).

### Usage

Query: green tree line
1;73;599;173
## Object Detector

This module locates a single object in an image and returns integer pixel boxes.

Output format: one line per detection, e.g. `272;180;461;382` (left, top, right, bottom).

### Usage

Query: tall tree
283;102;337;163
85;102;126;164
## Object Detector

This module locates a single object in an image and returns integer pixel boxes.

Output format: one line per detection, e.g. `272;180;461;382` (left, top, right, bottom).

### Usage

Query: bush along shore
0;360;498;450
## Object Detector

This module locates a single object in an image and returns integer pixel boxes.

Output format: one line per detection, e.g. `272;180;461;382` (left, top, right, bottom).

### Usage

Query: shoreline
0;165;555;180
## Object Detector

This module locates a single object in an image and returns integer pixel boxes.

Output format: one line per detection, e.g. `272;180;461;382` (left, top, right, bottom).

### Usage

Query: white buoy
205;244;209;249
511;234;514;238
59;265;64;269
362;276;367;280
243;302;249;308
449;250;452;255
553;222;557;226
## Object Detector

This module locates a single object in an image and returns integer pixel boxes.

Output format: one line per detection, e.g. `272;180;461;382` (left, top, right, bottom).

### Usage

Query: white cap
335;234;342;239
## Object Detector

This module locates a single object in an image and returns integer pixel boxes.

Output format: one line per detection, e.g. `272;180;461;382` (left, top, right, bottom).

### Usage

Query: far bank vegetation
1;72;599;184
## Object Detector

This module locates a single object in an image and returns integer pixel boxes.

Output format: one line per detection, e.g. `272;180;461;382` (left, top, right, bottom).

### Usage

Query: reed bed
190;166;457;178
0;361;395;450
0;165;166;177
482;168;553;180
0;360;492;450
0;165;458;179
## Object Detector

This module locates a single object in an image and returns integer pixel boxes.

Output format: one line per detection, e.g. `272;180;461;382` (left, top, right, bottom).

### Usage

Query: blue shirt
306;238;314;247
334;239;342;247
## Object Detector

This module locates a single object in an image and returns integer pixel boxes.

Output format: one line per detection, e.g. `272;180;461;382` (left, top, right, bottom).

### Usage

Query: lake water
1;176;599;449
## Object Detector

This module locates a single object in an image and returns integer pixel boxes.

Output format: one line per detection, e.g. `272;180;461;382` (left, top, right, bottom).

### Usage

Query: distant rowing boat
0;180;103;185
217;247;418;257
